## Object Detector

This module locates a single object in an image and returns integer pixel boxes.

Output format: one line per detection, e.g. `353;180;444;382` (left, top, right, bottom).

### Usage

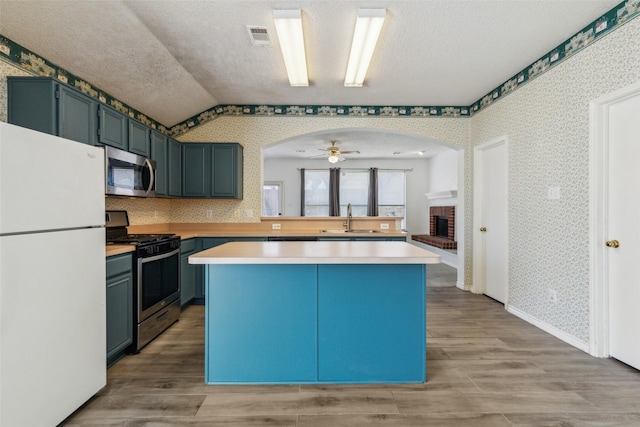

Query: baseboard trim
506;305;590;353
456;281;469;291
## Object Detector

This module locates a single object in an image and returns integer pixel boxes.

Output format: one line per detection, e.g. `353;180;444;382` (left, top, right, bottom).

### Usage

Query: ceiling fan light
344;8;386;87
273;9;309;87
328;155;340;163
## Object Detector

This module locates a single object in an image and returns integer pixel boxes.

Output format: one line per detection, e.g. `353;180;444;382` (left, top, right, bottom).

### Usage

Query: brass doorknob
606;240;620;248
480;227;487;232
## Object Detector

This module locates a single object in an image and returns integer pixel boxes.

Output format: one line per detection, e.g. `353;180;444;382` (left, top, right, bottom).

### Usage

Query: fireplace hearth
412;206;457;250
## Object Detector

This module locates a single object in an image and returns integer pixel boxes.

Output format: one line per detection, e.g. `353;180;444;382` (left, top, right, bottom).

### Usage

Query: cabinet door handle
480;227;487;232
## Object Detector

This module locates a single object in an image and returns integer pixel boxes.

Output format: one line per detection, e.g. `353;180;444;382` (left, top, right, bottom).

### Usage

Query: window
303;170;329;216
302;169;406;228
339;170;369;216
263;182;283;216
378;170;406;229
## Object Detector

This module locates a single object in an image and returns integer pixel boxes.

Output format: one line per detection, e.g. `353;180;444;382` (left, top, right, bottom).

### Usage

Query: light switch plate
547;187;561;200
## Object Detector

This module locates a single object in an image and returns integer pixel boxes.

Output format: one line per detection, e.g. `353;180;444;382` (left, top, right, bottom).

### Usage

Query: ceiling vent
247;26;271;46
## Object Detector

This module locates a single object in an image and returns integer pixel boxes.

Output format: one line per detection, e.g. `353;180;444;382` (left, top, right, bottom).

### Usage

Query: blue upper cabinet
128;119;151;157
182;143;211;197
212;143;243;198
97;104;128;150
58;85;98;145
168;138;182;197
150;130;168;196
7;76;98;145
182;143;243;199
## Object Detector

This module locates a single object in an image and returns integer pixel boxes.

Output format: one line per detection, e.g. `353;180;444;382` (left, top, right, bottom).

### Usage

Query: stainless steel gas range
105;211;180;352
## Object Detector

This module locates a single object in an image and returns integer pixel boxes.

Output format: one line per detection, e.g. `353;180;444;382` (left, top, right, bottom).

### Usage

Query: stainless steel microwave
105;146;156;197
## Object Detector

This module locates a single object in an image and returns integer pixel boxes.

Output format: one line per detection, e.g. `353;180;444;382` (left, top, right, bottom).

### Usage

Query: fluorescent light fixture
344;8;386;87
273;9;309;87
328;155;340;164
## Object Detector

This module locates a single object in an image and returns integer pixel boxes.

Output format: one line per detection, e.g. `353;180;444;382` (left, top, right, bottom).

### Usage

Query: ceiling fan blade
309;153;329;159
339;150;360;155
338;156;346;161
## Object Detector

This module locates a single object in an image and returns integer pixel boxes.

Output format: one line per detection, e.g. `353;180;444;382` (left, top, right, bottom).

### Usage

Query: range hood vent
247;26;271;46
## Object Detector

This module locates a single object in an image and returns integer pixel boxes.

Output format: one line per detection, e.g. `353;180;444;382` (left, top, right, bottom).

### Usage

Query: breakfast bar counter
189;241;440;384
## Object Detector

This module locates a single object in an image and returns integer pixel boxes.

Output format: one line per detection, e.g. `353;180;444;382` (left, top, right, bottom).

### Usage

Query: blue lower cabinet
205;264;317;383
193;237;267;304
317;264;425;382
180;239;197;308
106;253;133;366
204;262;426;384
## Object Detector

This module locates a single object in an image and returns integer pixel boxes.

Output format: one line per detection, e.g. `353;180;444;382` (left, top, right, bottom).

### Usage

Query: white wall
264;158;430;235
426;149;459;212
428;149;458;193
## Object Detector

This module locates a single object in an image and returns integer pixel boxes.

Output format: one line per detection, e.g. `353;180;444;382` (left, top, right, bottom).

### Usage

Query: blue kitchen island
189;241;440;384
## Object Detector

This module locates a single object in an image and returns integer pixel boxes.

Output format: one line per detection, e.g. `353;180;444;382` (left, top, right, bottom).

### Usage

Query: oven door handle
139;247;180;264
144;157;155;196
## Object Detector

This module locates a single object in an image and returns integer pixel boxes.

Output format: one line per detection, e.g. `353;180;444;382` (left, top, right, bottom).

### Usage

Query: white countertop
189;241;441;265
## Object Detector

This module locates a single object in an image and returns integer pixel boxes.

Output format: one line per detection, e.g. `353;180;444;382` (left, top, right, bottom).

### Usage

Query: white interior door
607;91;640;370
474;138;508;303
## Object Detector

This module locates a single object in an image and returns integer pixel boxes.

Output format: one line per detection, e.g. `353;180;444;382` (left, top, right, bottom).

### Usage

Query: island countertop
189;241;441;265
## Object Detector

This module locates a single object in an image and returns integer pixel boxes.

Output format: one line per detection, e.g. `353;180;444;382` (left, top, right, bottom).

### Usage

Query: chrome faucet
345;203;352;231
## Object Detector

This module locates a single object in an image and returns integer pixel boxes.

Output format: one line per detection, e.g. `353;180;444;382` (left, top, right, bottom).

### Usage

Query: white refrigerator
0;123;106;426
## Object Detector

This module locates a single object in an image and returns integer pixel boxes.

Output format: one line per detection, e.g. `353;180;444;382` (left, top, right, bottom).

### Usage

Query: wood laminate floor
63;265;640;426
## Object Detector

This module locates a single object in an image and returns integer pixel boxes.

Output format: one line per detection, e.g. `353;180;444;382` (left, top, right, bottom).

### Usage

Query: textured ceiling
0;0;620;158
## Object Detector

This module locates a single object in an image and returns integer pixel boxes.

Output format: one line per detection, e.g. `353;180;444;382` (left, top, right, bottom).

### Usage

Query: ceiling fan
310;141;360;163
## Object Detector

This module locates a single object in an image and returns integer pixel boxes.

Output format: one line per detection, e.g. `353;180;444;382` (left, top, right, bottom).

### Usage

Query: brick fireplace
429;206;455;241
412;206;457;250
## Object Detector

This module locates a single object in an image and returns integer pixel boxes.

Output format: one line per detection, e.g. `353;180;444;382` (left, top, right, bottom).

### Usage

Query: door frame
473;136;509;300
589;80;640;358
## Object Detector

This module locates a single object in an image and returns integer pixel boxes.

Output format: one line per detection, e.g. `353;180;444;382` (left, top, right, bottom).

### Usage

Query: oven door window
140;251;179;315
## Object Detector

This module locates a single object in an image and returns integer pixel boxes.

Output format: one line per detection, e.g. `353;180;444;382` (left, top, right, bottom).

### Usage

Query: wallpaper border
469;0;640;114
0;36;171;136
0;0;637;137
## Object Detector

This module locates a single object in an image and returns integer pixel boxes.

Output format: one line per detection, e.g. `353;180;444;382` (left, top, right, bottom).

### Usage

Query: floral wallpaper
470;14;640;344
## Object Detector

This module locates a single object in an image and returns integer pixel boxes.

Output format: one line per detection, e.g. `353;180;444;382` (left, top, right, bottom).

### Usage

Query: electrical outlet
206;210;213;218
272;224;281;230
380;223;390;230
548;289;557;304
154;210;158;218
234;209;240;218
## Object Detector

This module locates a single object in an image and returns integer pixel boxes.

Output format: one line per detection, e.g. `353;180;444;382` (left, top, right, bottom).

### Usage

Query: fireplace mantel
424;190;457;200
